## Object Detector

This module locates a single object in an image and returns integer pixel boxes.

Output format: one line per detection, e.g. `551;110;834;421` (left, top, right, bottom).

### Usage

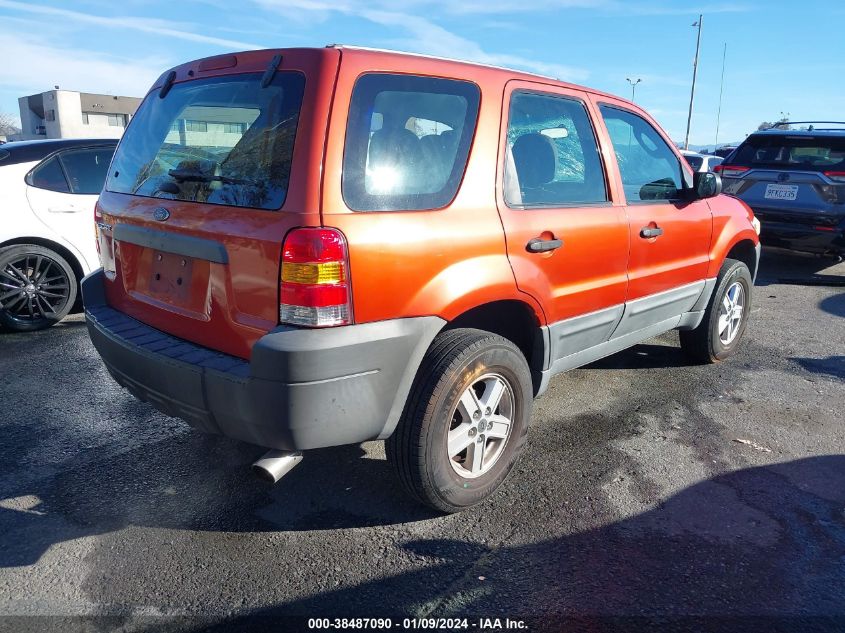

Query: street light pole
626;77;642;102
714;42;727;147
683;14;703;150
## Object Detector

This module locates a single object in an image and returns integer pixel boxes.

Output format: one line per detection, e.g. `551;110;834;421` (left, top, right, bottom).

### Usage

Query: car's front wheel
680;258;752;363
386;328;533;513
0;244;78;332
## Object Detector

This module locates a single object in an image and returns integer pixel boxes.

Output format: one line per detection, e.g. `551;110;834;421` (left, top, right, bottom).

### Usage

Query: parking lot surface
0;249;843;632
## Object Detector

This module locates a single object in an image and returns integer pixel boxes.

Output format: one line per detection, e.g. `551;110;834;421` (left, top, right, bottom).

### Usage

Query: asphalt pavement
0;249;843;633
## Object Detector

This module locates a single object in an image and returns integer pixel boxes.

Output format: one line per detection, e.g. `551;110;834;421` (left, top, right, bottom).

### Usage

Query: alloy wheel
717;281;745;345
447;373;515;479
0;254;71;323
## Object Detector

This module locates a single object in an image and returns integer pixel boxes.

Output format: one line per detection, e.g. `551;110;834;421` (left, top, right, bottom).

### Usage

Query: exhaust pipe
252;450;303;483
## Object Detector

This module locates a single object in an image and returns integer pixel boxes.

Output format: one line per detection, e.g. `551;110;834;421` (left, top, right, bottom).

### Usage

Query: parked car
714;145;738;159
83;47;760;512
0;138;118;331
716;124;845;256
681;150;723;173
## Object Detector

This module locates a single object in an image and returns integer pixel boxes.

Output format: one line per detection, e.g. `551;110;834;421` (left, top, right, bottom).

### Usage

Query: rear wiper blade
167;168;251;185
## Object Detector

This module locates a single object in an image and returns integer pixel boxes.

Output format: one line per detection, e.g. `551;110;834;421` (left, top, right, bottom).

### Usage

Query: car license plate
764;184;798;201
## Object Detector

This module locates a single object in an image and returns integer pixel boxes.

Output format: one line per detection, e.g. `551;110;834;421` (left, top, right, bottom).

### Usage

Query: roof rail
766;120;845;130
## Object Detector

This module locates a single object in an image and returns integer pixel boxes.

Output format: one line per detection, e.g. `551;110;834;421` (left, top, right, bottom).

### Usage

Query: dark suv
716;123;845;256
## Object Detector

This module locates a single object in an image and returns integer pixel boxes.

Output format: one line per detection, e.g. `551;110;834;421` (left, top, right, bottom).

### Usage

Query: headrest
369;127;421;165
512;133;557;188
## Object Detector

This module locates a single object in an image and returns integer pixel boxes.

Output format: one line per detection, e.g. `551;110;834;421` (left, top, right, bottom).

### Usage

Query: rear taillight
714;164;749;178
823;171;845;183
94;205;102;254
813;184;845;205
279;227;353;328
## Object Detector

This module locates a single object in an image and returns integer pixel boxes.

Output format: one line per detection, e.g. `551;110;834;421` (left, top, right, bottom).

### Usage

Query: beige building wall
17;89;141;140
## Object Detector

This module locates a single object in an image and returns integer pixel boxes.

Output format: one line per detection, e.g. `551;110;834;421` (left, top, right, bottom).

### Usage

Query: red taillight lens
94;204;102;254
824;171;845;183
279;227;352;328
714;165;749;178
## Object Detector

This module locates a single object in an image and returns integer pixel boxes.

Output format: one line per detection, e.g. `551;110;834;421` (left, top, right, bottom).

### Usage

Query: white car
680;150;723;173
0;138;117;331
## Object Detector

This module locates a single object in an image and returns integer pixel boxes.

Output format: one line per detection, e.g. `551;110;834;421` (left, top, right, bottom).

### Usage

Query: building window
45;109;55;122
107;114;126;127
184;120;207;132
223;122;246;134
82;113;89;125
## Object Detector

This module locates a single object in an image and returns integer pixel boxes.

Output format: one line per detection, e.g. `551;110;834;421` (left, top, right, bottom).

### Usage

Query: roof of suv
331;45;623;101
753;127;845;137
0;138;118;166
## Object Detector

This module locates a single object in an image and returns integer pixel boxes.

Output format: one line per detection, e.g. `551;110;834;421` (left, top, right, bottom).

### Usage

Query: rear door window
106;72;305;210
728;134;845;171
58;147;115;194
504;91;607;207
28;156;70;193
342;73;480;212
599;105;684;202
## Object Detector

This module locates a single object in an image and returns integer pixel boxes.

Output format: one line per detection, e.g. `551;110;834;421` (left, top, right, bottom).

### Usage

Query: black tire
0;244;78;332
386;328;533;513
680;258;752;363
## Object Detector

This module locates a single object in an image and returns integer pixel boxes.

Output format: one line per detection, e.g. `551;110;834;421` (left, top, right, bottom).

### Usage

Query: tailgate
96;49;337;359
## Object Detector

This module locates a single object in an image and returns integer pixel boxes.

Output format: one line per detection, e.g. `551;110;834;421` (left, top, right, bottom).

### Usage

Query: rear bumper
759;221;845;255
82;269;444;450
748;206;845;255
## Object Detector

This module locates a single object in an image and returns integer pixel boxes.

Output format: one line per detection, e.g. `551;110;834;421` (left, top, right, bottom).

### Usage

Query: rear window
728;134;845;172
107;72;305;210
342;73;480;212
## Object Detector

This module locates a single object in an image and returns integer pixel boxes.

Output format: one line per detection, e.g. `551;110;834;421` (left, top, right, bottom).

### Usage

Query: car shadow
790;356;845;380
819;293;845;318
585;340;697;371
163;455;845;632
0;433;437;568
755;247;844;287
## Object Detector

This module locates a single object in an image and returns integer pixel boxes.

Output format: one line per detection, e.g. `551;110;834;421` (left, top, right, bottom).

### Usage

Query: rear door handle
640;226;664;239
527;237;563;253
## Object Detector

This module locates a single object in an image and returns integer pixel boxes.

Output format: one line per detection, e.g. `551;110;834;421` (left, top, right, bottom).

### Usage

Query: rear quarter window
28;156;69;193
342;73;480;212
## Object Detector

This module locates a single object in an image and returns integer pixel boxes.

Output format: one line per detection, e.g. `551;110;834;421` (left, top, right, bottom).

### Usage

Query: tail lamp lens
714;165;749;178
279;228;352;327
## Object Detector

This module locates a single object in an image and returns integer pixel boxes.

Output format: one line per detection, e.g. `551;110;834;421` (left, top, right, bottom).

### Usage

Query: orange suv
83;47;760;512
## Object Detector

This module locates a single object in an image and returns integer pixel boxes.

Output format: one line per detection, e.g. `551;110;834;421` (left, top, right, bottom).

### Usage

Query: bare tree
0;112;21;136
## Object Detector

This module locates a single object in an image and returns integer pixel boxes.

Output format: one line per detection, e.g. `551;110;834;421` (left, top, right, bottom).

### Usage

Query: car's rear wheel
680;258;752;363
0;245;77;332
386;328;533;513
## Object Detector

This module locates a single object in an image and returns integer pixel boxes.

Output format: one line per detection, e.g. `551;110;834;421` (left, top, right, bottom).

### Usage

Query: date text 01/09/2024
306;617;529;630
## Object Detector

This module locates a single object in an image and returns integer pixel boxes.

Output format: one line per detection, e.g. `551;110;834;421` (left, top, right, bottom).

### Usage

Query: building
17;89;142;141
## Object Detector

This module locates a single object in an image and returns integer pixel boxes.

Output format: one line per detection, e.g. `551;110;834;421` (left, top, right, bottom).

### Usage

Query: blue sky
1;0;842;147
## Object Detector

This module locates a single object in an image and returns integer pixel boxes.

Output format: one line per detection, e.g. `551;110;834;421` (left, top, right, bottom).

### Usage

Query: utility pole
714;42;726;148
684;14;703;150
626;77;642;102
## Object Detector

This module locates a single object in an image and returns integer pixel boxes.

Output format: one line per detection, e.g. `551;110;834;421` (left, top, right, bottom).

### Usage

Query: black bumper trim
82;270;445;450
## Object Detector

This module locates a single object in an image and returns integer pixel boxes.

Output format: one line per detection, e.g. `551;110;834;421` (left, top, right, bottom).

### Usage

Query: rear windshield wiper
167;168;252;185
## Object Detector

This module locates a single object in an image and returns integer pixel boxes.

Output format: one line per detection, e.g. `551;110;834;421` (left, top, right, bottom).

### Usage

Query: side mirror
693;171;722;199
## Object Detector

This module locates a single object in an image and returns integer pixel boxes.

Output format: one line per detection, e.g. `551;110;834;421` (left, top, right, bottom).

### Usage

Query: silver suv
716;122;845;256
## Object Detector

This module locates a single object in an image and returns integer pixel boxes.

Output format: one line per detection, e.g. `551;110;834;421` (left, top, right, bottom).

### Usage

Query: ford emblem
153;207;171;221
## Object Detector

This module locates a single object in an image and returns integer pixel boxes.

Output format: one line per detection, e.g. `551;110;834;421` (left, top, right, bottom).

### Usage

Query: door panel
594;101;712;302
26;184;99;272
496;81;629;361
